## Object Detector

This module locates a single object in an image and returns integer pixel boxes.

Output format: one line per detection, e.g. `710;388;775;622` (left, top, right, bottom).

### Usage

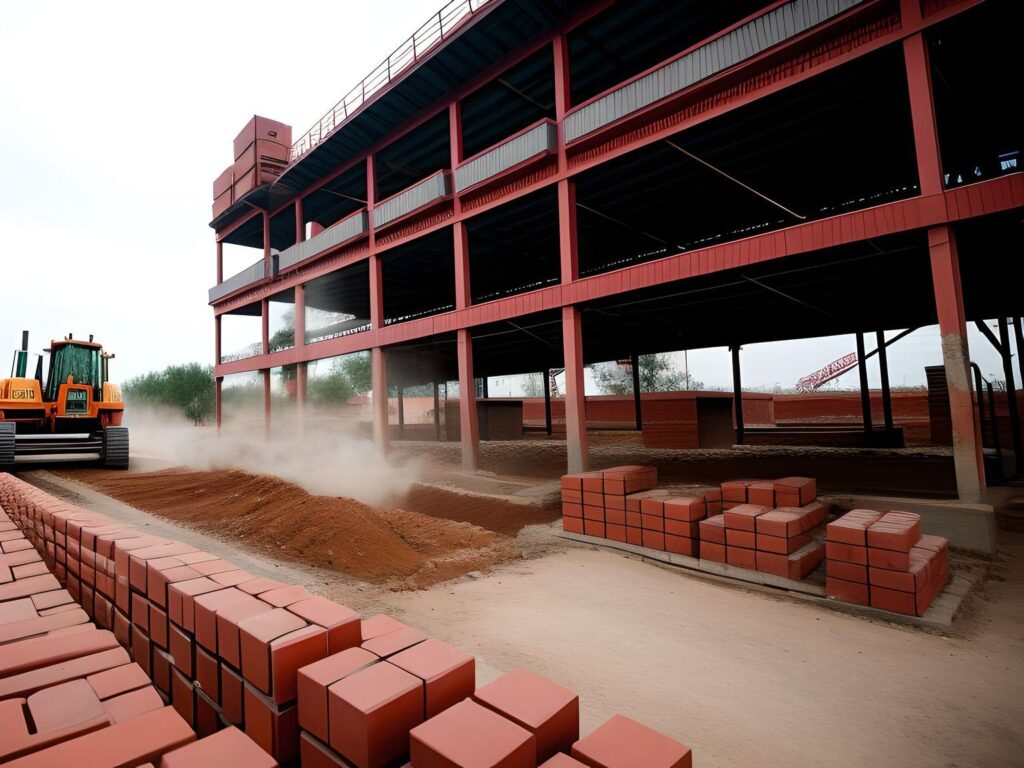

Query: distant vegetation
593;354;704;394
123;363;215;425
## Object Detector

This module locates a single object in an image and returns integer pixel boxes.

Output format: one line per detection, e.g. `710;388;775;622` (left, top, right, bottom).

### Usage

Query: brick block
86;662;150;700
2;705;195;768
626;528;643;546
698;515;726;544
869;585;917;616
701;542;726;563
606;523;627;542
410;698;534;768
390;638;475;719
147;564;203;609
562;503;583;519
169;623;193;677
298;647;379;744
243;683;299;765
150;604;168;649
240;608;327;704
601;465;657;495
756;505;825;537
571;714;691;768
720;479;759;503
194;688;219;738
541;755;589;767
662;497;706;522
362;624;427;659
828;560;867;584
641;513;664;532
755;530;813;555
826;510;882;546
0;628;119;678
867;546;910;571
625;490;668;513
755;542;824;581
605;508;625;525
195;645;220;703
664;519;699;538
722;504;768;532
725;529;755;549
217;599;275;670
328;661;423;767
726;546;756;570
824;541;867;566
221;664;245;726
168;577;227;632
866;511;922;553
159;726;277;768
151;649;172;695
562;517;584;535
131;624;152;676
582;491;603;507
773;477;816;507
474;668;577;762
287;597;360;654
826;575;870;605
582;505;604;522
583;520;606;539
641;530;665;551
104;685;164;723
746;481;775;508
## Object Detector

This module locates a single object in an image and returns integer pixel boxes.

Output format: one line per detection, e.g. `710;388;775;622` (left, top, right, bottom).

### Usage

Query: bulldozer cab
44;340;107;405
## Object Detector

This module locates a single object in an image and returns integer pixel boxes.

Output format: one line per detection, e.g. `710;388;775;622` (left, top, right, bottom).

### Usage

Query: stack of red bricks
699;477;825;581
561;465;719;557
3;472;694;767
1;483;276;765
825;509;949;616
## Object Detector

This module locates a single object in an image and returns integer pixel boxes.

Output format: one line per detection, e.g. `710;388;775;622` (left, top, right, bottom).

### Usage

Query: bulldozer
0;331;128;469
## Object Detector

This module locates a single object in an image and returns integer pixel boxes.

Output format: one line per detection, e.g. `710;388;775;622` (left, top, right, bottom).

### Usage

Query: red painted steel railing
290;0;493;162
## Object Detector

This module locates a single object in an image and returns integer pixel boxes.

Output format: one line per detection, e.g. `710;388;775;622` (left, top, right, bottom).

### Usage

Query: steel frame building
208;0;1022;503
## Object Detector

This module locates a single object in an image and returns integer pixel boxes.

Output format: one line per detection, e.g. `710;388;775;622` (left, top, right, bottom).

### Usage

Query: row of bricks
4;473;694;768
2;497;277;766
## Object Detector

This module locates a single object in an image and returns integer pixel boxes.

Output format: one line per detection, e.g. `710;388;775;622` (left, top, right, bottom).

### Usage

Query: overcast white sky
0;1;1017;392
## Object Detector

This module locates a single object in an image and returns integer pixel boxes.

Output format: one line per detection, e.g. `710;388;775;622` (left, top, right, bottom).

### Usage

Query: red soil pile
65;468;537;588
395;484;558;537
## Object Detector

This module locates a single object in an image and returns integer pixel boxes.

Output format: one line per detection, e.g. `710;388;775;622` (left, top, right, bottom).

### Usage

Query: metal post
998;317;1023;472
876;330;894;431
263;369;271;437
372;347;389;455
631;353;642;431
457;329;480;470
481;377;489;399
731;345;744;445
856;333;873;437
543;369;553;436
215;377;223;431
562;306;589;473
1014;317;1024;398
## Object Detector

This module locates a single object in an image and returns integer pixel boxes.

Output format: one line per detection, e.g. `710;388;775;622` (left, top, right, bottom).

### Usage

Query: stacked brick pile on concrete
1;485;275;764
561;465;720;557
825;509;948;616
712;477;825;579
3;472;692;767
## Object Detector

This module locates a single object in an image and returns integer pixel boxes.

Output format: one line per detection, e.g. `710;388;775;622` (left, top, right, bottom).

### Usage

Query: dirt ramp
396;484;558;537
63;468;529;588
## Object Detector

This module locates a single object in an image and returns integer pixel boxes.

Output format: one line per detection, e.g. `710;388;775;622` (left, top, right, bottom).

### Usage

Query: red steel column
295;198;305;244
215;378;223;431
261;298;271;435
562;305;588;474
294;283;307;430
457;328;479;471
558;180;578;283
904;7;985;500
216;241;223;284
553;33;571;175
262;211;272;268
367;155;389;454
929;226;985;501
263;369;272;437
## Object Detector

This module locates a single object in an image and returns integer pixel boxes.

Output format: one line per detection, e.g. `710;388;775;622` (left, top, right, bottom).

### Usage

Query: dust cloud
123;405;419;506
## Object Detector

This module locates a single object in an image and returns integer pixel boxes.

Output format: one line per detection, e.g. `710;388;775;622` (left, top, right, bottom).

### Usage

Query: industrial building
207;0;1022;507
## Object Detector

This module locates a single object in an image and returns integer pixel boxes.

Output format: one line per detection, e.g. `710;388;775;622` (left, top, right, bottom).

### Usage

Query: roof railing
290;0;493;162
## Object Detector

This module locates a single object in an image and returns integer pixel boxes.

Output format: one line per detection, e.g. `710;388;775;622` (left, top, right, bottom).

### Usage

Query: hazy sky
0;1;1017;392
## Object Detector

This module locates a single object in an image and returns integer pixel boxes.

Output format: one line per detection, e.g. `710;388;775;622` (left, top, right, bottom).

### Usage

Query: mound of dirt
394;484;558;537
65;468;530;588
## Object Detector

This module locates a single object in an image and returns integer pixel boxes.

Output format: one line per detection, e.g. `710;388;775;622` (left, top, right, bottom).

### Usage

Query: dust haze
124;406;419;507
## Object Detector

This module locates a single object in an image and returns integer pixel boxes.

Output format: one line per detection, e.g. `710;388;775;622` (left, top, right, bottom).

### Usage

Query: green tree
123;363;215;424
340;352;372;393
592;354;703;395
307;363;356;406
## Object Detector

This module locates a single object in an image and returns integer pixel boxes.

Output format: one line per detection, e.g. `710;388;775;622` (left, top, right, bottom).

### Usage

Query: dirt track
63;468;558;589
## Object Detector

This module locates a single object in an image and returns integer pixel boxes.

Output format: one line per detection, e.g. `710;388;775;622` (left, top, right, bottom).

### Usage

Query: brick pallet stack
562;465;718;557
703;477;825;580
3;472;694;767
825;509;949;616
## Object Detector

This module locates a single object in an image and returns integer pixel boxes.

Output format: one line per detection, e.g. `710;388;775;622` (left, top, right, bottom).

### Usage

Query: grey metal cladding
454;122;556;192
278;209;369;271
374;170;451;227
564;0;863;143
208;259;266;303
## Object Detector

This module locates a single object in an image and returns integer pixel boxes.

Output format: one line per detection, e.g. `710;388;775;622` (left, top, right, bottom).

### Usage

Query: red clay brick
605;508;626;526
171;669;196;727
601;466;657;495
725;529;756;549
288;597;360;654
663;534;697;556
722;504;768;532
0;628;119;678
541;755;589;767
131;624;152;676
583;520;606;539
701;542;726;563
746;481;775;507
726;546;756;570
720;479;759;503
828;560;868;583
194;689;219;738
825;541;868;565
298;647;379;744
641;513;664;532
26;678;105;734
151;648;172;695
582;505;604;522
826;576;870;605
756;506;824;538
150;604;168;649
867;546;910;571
220;664;244;726
755;542;824;581
195;646;219;703
561;489;582;504
328;661;423;767
243;683;299;765
606;524;627;542
362;625;426;660
625;490;668;513
664;519;699;538
104;685;164;724
168;623;193;677
147;564;202;609
390;638;475;719
641;530;665;551
562;517;584;534
571;713;691;768
160;726;277;768
410;698;534;768
866;511;922;553
826;510;882;546
168;577;227;632
86;662;150;700
698;515;726;544
562;503;583;519
756;530;813;555
240;608;327;703
626;528;643;546
773;477;817;507
869;585;918;615
217;599;275;670
582;491;603;507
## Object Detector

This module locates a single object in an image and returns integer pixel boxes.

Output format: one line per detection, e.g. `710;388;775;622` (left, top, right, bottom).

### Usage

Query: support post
876;330;894;431
216;241;223;284
215;377;223;431
631;353;642;431
296;362;307;433
214;315;222;365
904;29;943;196
552;33;571;174
262;211;272;270
542;369;553;436
1014;317;1024;397
371;347;389;455
481;377;489;399
457;329;480;471
433;381;441;441
397;384;405;439
557;180;578;284
562;306;588;473
295;198;305;244
263;369;271;436
856;332;873;437
997;317;1023;472
261;299;270;355
731;345;745;445
454;222;471;310
929;225;986;501
294;284;305;349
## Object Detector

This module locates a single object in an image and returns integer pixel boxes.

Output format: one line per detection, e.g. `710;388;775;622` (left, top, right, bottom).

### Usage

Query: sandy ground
21;469;1024;767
